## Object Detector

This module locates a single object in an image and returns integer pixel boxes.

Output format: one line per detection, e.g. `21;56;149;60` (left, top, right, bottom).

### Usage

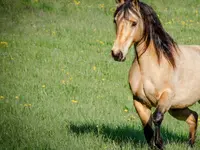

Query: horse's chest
129;62;160;107
132;78;158;107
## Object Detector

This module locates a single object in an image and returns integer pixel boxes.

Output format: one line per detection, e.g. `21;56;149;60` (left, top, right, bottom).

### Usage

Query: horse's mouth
117;57;126;62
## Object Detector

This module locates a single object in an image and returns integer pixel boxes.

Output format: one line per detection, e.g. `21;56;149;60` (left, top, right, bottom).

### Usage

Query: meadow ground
0;0;200;149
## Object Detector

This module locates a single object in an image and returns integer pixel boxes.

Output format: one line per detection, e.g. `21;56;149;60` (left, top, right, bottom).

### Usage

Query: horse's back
179;45;200;51
171;45;200;108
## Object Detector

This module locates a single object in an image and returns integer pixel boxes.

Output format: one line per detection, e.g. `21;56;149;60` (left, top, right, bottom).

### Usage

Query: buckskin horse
111;0;200;149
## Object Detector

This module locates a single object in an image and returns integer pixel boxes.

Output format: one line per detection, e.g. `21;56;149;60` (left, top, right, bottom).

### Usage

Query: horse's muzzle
111;50;125;62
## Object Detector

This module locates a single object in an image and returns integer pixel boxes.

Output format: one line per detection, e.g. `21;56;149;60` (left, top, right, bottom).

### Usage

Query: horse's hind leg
168;108;198;147
134;100;154;148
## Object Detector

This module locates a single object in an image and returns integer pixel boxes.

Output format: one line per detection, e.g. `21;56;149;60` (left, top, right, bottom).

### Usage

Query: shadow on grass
69;122;188;146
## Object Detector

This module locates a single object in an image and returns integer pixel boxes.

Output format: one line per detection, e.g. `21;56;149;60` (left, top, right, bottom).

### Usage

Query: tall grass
0;0;200;149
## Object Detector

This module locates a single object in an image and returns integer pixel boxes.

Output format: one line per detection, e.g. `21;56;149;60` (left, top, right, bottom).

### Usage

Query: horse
111;0;200;149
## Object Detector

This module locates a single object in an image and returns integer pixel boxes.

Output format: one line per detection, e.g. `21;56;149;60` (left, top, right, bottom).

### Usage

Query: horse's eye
132;21;137;27
113;19;116;24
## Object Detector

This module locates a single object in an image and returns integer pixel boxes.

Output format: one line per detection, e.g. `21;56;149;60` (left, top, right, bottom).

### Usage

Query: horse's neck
135;41;172;77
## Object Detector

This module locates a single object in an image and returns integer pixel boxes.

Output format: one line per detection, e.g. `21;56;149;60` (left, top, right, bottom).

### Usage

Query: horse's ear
115;0;125;7
132;0;139;9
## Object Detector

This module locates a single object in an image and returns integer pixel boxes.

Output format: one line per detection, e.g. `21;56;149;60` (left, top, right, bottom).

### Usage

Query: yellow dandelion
98;4;104;9
124;109;128;113
102;78;105;81
0;41;8;47
198;118;200;121
96;40;104;45
129;114;136;120
99;41;104;45
33;0;38;3
70;77;73;81
66;72;69;75
15;96;19;99
24;104;32;107
71;100;78;103
189;20;193;23
73;0;80;5
110;8;115;13
181;21;186;25
61;80;66;84
42;85;46;88
93;65;96;71
166;21;172;25
52;31;56;36
0;96;4;99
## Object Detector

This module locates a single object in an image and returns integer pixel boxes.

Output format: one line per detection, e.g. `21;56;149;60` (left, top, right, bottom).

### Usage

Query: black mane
114;1;178;68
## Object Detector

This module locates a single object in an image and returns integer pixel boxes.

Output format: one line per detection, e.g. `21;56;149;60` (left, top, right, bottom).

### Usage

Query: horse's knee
153;109;164;126
186;110;198;127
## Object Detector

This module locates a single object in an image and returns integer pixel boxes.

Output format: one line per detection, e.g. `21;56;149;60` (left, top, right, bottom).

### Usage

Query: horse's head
111;0;143;61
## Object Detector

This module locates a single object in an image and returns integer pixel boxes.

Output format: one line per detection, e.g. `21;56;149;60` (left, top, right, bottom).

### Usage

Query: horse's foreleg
153;109;164;150
153;91;173;150
169;108;198;147
134;100;154;148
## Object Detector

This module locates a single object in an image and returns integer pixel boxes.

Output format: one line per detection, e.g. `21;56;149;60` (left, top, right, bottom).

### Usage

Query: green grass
0;0;200;149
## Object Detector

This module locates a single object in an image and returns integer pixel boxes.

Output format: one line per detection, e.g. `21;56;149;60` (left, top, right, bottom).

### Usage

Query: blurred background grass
0;0;200;149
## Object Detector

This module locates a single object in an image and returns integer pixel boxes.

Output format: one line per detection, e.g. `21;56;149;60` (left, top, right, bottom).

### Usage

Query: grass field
0;0;200;149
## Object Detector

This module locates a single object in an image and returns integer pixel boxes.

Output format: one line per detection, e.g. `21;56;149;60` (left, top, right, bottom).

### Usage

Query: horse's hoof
155;139;164;150
188;139;195;148
188;141;194;149
148;145;163;150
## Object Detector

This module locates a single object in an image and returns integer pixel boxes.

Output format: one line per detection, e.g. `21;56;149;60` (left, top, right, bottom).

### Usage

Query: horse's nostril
111;50;123;61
